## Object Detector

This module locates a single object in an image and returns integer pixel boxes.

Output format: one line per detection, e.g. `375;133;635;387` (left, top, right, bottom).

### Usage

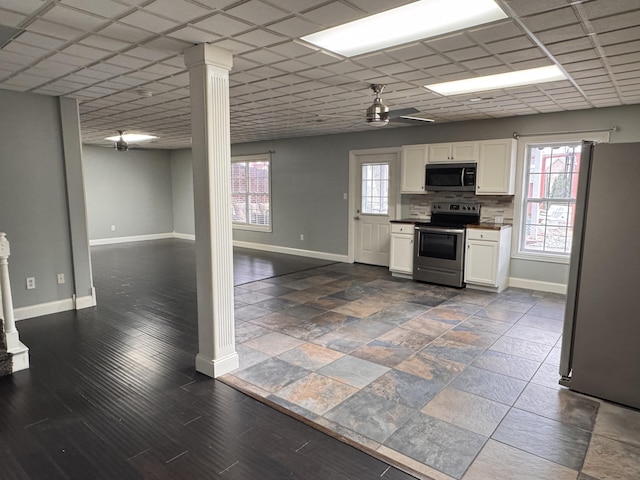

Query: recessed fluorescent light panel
425;65;567;96
105;133;157;142
301;0;507;57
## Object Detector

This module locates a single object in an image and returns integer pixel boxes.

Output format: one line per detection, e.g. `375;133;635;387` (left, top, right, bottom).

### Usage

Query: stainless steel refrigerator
560;141;640;409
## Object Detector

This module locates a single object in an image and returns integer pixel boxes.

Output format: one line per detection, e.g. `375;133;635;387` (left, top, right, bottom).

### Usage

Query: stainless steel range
413;202;480;288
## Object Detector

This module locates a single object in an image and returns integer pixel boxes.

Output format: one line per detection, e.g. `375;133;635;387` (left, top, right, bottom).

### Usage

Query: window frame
231;153;272;233
512;132;610;264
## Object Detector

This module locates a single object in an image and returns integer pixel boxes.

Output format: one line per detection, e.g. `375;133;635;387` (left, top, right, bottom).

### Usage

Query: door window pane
361;163;389;214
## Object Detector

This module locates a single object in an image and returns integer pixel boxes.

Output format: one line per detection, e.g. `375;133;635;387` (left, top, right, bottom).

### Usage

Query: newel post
0;232;18;345
0;232;29;372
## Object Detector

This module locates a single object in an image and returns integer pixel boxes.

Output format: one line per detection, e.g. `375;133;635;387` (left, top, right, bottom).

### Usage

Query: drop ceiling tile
267;41;314;58
267;16;319;37
485;35;536;54
26;19;84;40
106;54;154;69
143;0;211;23
596;26;640;46
118;10;179;32
98;22;153;42
2;40;48;59
234;29;286;48
404;55;449;70
0;0;48;15
166;26;220;43
298;50;341;67
608;51;640;65
427;33;476;53
226;1;289;25
581;0;640;19
590;11;640;33
603;39;640;57
61;0;132;18
467;20;523;44
502;0;568;17
125;46;173;61
0;9;27;27
62;43;112;60
555;48;600;64
91;62;131;75
193;13;252;37
446;46;491;62
303;2;363;28
211;38;255;54
42;5;109;31
521;7;581;32
142;63;183;76
34;60;81;76
347;0;415;15
535;23;586;44
269;58;310;73
499;47;546;63
547;38;595;55
48;52;95;67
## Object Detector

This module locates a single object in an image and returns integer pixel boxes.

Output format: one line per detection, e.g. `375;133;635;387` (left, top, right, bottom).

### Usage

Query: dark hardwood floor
0;239;415;480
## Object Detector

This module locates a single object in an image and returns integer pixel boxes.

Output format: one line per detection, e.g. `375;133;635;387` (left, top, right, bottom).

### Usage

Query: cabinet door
477;138;516;195
451;141;479;162
400;145;428;193
428;143;452;163
465;239;498;286
390;234;414;274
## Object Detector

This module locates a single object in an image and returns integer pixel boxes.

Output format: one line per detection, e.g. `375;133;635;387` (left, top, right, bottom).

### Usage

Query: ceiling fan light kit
366;84;390;127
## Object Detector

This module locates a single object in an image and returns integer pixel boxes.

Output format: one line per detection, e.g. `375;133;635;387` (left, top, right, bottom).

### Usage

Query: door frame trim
347;147;402;263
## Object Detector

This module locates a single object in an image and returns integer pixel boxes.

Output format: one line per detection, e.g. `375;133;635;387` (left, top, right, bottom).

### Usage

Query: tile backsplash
406;193;514;224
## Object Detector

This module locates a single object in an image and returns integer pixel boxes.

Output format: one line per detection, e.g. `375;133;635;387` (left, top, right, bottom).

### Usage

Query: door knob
354;216;360;220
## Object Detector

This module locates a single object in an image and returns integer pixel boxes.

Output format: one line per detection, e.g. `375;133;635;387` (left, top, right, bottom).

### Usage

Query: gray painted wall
83;145;174;240
0;90;75;308
170;149;195;236
170;104;640;286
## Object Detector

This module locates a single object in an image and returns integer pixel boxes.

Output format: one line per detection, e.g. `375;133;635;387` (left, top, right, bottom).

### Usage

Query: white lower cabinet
390;223;414;277
464;226;511;292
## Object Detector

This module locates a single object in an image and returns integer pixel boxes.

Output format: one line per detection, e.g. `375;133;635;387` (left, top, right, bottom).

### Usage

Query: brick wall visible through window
231;154;270;230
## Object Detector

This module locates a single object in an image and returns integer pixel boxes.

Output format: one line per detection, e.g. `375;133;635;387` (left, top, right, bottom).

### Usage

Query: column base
9;341;29;373
196;351;239;378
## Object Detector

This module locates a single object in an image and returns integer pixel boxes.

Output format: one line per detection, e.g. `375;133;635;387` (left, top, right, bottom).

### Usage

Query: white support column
184;44;238;377
0;232;29;372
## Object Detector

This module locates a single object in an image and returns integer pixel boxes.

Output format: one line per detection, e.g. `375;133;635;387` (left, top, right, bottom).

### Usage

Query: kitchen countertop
391;219;512;230
467;223;512;230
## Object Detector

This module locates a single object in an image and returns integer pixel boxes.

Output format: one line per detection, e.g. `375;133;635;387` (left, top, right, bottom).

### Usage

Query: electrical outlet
26;277;35;290
343;193;347;200
57;273;65;285
494;216;504;224
111;225;116;231
300;234;304;241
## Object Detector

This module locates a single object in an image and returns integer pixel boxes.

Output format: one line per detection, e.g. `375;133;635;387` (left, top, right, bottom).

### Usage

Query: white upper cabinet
400;144;428;193
428;141;479;163
476;138;517;195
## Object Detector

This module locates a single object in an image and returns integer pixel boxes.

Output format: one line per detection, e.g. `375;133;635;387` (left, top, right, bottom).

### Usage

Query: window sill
511;251;571;265
233;224;272;233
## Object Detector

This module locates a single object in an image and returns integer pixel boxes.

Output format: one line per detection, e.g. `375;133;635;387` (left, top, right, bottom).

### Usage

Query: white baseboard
14;298;75;321
174;232;195;241
90;232;175;246
233;240;349;263
509;277;567;294
90;232;348;264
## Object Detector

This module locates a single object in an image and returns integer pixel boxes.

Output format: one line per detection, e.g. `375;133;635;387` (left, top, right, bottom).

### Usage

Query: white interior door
353;152;398;266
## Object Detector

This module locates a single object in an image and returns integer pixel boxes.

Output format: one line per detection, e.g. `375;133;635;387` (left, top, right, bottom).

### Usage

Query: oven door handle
461;167;465;187
415;226;465;234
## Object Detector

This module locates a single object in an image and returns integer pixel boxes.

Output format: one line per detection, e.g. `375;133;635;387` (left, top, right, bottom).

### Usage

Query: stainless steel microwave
425;162;477;192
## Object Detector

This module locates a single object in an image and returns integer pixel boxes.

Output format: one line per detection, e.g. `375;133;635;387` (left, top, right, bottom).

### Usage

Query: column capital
184;44;233;71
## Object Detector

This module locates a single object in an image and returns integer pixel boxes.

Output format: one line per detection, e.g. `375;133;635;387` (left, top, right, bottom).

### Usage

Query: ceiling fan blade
388;107;419;119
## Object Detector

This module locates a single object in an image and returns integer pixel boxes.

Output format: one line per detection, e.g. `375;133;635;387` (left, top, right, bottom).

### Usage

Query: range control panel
431;202;481;214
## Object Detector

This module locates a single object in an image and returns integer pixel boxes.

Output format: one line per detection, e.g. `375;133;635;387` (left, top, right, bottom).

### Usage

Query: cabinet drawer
467;229;500;242
391;223;415;235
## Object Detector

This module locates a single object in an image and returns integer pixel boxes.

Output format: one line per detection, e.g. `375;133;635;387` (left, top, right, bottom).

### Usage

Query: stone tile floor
222;262;640;480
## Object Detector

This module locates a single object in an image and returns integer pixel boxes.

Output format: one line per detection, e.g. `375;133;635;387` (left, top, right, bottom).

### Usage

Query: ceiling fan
104;130;158;151
113;130;128;151
320;84;434;127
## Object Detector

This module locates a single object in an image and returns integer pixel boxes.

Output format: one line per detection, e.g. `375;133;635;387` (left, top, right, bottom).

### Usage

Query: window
231;154;271;231
520;142;581;256
361;163;389;214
